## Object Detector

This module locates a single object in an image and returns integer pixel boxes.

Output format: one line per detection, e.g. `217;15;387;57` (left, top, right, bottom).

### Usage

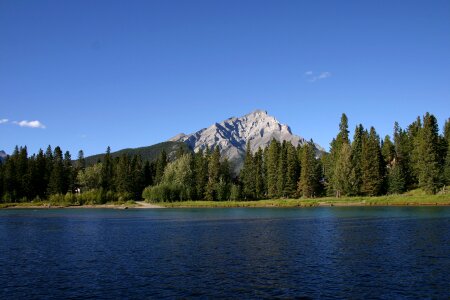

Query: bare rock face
169;110;323;171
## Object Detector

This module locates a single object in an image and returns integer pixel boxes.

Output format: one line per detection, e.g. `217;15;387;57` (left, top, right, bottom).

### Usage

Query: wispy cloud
0;118;8;124
13;120;46;129
304;71;332;82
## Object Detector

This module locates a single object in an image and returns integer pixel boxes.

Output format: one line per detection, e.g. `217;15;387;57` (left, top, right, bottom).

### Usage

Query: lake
0;207;449;299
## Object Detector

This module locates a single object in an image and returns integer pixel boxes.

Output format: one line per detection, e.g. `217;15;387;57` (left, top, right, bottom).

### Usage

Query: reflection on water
0;207;449;298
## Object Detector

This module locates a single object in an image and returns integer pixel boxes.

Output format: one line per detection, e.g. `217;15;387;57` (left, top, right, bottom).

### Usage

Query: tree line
1;112;449;203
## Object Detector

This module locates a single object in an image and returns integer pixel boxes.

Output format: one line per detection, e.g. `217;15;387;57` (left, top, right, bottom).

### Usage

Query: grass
0;200;137;209
155;193;450;208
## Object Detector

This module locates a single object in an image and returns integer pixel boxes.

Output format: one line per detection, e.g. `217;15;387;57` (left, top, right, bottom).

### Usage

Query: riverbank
2;194;449;209
0;201;164;209
156;194;450;208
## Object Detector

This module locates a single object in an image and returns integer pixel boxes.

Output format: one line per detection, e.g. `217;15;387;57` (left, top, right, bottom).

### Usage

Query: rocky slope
169;110;323;170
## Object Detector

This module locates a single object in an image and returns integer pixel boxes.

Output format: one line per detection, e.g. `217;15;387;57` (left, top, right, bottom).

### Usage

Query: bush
142;183;186;202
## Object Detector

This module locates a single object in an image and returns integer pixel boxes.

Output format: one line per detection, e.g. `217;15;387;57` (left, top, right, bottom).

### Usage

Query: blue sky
1;0;449;156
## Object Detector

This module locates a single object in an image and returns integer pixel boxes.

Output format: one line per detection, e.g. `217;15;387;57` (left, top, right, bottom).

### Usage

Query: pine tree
63;151;73;193
442;119;450;185
333;143;352;197
34;149;47;198
155;150;168;184
254;148;266;199
194;149;208;200
285;142;299;198
328;113;350;196
101;146;114;191
393;122;412;192
408;116;422;186
277;141;288;198
381;135;395;167
361;127;384;196
76;150;86;171
266;139;280;198
241;142;256;200
348;124;364;195
115;154;132;195
298;142;321;198
205;146;221;200
48;147;65;195
417;113;441;193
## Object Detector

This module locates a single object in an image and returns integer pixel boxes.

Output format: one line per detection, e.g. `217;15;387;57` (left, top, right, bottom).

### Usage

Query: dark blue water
0;207;449;299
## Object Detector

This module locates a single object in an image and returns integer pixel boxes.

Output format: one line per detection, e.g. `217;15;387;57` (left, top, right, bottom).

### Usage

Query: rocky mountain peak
169;110;322;171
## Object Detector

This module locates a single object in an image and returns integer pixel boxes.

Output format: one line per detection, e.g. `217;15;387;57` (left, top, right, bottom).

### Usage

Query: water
0;207;449;299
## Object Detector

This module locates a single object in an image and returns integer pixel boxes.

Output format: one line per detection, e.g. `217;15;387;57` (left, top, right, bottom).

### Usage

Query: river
0;207;449;298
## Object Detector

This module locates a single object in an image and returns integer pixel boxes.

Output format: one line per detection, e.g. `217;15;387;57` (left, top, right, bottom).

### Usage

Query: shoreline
0;201;164;210
2;198;449;209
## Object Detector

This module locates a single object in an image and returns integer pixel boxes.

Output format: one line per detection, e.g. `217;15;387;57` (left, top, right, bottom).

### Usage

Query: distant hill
84;142;191;166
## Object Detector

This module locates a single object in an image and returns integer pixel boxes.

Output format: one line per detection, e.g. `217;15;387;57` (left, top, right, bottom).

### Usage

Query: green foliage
84;141;190;166
298;142;322;198
241;142;256;199
361;127;384;196
266;139;280;198
416;113;441;194
1;111;448;204
333;143;352;197
77;163;103;191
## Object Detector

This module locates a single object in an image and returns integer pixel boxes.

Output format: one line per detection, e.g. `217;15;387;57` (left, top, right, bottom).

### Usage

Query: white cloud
13;120;46;129
0;119;8;124
306;71;332;82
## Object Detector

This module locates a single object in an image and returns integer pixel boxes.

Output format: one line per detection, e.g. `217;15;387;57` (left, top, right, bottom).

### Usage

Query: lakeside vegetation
1;112;449;206
158;192;450;208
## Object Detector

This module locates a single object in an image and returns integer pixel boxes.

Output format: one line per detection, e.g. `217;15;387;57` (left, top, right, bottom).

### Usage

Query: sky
1;0;449;156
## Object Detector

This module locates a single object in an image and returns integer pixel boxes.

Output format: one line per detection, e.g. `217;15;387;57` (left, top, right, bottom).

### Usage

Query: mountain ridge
169;110;323;170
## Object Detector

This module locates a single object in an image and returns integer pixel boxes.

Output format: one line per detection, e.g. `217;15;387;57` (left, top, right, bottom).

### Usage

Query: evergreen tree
277;141;288;198
393;122;412;192
333;143;352;197
328;113;350;196
241;142;256;200
388;162;405;194
115;154;132;195
76;150;86;171
193;149;208;199
348;124;364;195
408;116;422;186
381;135;395;167
361;127;384;196
444;119;450;185
205;146;221;200
143;161;153;188
285;143;299;198
155;149;168;184
34;149;47;198
48;147;65;195
254;148;266;199
298;142;321;198
101;146;114;191
266;139;280;198
417;113;441;193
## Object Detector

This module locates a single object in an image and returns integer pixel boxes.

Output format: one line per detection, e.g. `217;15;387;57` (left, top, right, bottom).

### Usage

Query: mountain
84;142;190;166
169;110;323;170
0;150;7;163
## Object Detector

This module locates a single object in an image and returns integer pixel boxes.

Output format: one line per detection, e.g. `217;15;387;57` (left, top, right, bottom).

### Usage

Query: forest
0;112;449;204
